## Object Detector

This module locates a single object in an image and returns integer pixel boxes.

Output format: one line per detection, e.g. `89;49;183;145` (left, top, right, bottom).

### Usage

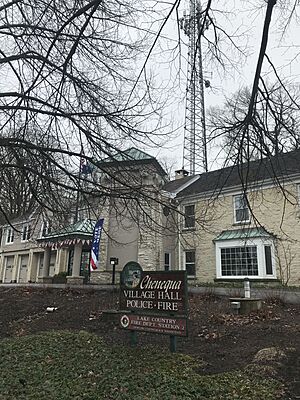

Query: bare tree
0;0;176;222
208;83;300;163
0;0;299;228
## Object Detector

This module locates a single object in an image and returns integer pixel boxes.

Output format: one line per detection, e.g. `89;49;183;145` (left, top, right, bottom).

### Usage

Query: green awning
214;227;273;242
37;218;98;249
38;219;96;241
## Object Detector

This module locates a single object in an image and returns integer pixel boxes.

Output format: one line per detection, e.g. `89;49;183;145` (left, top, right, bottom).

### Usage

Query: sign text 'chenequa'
119;262;188;346
120;268;188;314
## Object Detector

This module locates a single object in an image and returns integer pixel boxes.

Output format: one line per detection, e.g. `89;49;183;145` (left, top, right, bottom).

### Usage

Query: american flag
90;218;104;271
80;152;92;175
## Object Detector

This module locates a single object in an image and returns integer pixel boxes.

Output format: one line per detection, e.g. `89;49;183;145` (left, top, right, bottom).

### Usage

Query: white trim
184;249;196;277
233;194;250;224
178;172;300;204
215;237;276;279
21;224;31;242
173;175;200;194
5;228;14;245
40;221;50;238
163;175;200;198
183;204;196;229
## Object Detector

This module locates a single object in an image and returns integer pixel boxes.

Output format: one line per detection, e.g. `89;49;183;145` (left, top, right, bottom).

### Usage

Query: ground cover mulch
0;286;299;399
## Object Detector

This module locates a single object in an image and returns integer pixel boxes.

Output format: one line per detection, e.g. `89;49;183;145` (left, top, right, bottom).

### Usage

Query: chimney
175;168;189;180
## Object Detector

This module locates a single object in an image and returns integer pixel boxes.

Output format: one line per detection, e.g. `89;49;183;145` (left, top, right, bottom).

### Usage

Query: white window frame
215;238;276;279
40;221;50;238
5;228;14;244
233;194;250;224
21;224;31;242
183;204;195;229
184;250;196;277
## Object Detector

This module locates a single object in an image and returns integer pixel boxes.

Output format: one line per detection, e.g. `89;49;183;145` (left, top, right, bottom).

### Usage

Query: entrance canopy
37;219;96;249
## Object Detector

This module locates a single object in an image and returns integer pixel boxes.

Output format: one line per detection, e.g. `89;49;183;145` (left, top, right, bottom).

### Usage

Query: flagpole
74;152;82;223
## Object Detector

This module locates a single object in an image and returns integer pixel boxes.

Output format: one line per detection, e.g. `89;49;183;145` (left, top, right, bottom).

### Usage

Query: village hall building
1;147;300;287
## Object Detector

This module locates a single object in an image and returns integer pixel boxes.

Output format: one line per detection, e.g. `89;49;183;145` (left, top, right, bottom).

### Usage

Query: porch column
28;251;39;283
55;248;68;273
0;255;4;283
38;247;52;283
26;250;33;283
11;255;19;283
67;242;84;285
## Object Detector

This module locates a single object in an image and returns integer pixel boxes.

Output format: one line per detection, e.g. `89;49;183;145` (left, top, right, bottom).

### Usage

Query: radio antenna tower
180;0;210;175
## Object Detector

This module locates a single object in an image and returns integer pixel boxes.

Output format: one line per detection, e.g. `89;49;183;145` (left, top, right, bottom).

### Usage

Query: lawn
0;330;281;400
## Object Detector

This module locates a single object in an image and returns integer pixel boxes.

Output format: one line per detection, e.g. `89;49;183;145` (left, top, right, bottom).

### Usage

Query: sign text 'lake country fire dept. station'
119;261;188;337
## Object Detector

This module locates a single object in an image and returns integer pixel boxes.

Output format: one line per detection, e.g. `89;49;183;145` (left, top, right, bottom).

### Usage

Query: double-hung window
184;204;195;229
21;225;31;241
234;194;250;223
185;250;196;276
5;228;14;244
40;221;50;238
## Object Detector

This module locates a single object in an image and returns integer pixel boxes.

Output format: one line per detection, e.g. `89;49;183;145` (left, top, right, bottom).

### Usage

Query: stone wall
177;183;300;286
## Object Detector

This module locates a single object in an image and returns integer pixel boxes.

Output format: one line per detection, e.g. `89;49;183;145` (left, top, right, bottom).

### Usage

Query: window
184;205;195;229
216;238;275;279
185;250;196;276
234;194;250;223
264;245;273;275
6;228;14;244
40;221;50;238
21;225;31;241
221;246;258;276
164;252;171;271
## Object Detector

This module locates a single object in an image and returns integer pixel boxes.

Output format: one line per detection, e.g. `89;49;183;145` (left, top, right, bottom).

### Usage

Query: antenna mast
180;0;209;175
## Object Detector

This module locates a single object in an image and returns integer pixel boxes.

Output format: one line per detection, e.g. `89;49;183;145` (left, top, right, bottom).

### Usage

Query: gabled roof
163;175;200;195
178;148;300;198
0;209;41;228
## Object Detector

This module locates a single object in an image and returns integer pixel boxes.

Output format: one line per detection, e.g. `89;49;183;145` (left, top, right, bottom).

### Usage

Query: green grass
0;331;281;400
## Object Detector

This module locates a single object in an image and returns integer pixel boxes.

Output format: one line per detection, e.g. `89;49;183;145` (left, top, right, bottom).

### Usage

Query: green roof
214;227;273;242
39;219;96;241
103;147;154;163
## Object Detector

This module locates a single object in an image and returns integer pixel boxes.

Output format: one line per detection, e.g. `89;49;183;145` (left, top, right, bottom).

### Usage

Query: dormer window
234;194;250;223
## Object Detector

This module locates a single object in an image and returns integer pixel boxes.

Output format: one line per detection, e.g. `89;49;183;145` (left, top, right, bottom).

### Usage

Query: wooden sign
120;314;188;337
120;269;188;314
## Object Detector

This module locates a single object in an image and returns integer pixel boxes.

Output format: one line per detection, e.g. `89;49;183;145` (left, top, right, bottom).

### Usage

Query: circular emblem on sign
120;314;130;328
122;261;143;288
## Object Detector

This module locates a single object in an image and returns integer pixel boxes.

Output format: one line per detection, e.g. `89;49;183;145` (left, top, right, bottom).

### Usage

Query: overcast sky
140;0;300;175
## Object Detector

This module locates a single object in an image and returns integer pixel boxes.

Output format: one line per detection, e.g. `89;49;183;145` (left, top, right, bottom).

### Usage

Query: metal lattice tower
180;0;209;175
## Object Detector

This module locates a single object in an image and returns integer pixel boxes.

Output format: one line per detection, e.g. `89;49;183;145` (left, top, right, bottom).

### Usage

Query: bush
52;271;67;283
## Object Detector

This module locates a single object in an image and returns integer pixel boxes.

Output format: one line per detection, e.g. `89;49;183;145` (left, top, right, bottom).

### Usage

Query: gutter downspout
178;205;182;270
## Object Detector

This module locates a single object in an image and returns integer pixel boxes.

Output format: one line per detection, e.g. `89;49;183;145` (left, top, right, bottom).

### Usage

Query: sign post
119;262;188;352
110;257;119;285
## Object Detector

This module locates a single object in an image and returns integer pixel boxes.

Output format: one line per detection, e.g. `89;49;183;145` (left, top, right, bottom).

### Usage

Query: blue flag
90;218;104;271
